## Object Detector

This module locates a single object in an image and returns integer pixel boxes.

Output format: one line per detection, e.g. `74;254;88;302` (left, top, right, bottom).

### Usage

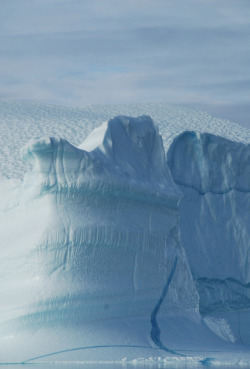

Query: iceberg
0;104;250;364
0;115;199;362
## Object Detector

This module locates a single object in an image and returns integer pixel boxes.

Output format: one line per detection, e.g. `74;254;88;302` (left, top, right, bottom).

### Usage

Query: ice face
167;131;250;315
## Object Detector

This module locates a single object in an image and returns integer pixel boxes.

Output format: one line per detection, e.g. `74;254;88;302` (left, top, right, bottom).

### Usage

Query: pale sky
0;0;249;127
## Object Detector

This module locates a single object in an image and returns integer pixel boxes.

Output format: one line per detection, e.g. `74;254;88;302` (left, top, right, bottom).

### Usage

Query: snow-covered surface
0;101;250;365
0;100;249;180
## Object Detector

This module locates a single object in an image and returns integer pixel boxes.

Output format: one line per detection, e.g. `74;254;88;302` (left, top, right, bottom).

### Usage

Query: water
0;364;245;369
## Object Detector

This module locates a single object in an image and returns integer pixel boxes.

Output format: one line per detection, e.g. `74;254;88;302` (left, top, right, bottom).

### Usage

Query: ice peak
80;115;162;161
21;115;180;199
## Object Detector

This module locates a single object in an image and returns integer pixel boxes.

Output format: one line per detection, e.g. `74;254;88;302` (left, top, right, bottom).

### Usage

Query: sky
0;0;249;127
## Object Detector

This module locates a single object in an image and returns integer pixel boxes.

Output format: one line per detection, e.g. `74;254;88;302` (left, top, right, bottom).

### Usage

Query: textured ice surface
0;101;250;364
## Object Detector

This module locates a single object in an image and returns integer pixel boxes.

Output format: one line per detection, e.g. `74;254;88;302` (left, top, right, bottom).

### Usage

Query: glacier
0;102;250;365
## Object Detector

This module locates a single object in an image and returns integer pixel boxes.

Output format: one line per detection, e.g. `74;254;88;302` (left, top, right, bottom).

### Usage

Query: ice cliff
167;132;250;342
0;108;250;364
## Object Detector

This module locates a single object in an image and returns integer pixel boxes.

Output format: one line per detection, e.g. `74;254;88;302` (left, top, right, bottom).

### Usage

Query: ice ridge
21;115;179;200
2;100;250;180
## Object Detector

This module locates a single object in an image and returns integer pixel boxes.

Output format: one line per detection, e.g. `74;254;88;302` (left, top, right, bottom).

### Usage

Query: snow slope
0;101;250;364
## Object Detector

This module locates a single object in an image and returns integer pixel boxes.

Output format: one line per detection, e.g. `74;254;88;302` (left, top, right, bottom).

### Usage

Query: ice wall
0;116;200;362
167;131;250;316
